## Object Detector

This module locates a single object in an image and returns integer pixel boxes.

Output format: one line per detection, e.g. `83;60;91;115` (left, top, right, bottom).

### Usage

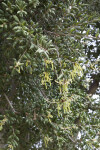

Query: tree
0;0;100;150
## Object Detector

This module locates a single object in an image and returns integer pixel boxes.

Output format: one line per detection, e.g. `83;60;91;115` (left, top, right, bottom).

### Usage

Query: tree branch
87;73;100;94
87;80;99;94
4;94;16;113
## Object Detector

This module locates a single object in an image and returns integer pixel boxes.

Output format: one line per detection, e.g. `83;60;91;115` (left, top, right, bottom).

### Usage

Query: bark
87;79;99;94
88;73;100;94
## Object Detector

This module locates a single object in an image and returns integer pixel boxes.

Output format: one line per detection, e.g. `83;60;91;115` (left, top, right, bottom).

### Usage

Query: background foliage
0;0;100;150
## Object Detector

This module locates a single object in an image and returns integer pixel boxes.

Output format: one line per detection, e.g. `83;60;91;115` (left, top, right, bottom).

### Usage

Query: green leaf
13;15;19;22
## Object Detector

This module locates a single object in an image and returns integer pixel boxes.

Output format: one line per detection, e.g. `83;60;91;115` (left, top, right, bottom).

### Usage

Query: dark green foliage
0;0;100;150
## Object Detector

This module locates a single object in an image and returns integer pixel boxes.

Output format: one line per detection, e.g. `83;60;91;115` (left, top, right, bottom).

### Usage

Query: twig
4;93;16;113
68;135;76;143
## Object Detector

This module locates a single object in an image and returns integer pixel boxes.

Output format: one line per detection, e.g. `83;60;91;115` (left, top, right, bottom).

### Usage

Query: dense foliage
0;0;100;150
